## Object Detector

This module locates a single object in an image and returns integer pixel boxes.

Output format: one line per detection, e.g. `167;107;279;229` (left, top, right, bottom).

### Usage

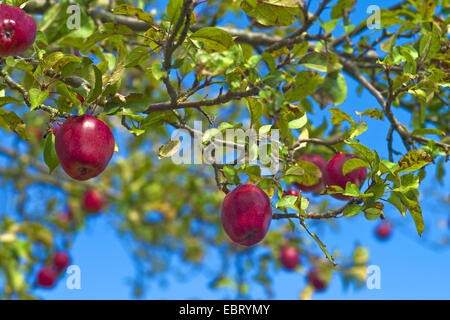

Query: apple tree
0;0;449;299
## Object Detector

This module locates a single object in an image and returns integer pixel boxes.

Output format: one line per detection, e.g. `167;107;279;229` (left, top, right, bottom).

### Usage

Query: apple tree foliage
0;0;449;299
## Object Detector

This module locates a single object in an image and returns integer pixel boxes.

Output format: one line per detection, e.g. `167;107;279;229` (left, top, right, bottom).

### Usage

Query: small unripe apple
280;246;300;270
55;114;115;181
221;184;272;247
83;189;104;214
293;154;327;193
0;4;37;57
325;153;367;200
37;266;58;288
307;267;328;291
375;221;392;240
53;251;70;271
282;189;299;197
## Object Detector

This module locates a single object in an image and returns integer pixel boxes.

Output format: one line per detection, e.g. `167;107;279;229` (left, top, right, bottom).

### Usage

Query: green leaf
328;108;355;125
299;52;328;72
395;191;424;236
349;121;368;139
397;149;433;173
331;0;356;20
288;113;307;129
191;27;234;53
343;204;363;217
167;0;183;24
158;138;181;159
124;93;151;113
240;0;303;27
411;128;446;137
113;4;154;24
29;89;49;111
43;134;60;174
276;195;298;210
223;166;240;185
0;109;27;140
342;158;370;176
0;96;21;108
315;72;347;107
294;160;322;186
355;108;384;120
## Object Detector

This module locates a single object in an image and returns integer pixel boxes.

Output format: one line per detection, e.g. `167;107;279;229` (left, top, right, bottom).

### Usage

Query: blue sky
1;0;449;300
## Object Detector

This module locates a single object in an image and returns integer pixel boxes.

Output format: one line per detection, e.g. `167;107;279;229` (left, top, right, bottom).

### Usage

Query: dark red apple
83;189;104;214
53;251;70;271
221;184;272;247
325;153;367;200
280;246;300;270
0;4;37;57
294;154;327;193
307;267;328;291
375;221;392;240
55;114;115;181
37;266;58;288
283;189;299;197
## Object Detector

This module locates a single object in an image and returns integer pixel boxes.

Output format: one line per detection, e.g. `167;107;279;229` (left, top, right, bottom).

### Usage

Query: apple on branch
294;154;327;193
221;184;272;247
325;153;367;200
55;114;115;181
0;4;36;57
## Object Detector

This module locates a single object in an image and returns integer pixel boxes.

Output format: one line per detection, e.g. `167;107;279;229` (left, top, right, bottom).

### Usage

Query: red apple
55;114;115;181
76;93;85;104
283;189;299;197
221;184;272;247
37;266;58;288
307;267;328;291
294;154;327;193
53;251;70;271
280;246;300;270
325;153;367;200
375;221;392;240
83;189;104;214
0;4;37;57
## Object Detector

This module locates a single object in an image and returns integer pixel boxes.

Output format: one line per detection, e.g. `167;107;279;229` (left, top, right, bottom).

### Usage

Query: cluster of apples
1;5;116;180
37;251;70;288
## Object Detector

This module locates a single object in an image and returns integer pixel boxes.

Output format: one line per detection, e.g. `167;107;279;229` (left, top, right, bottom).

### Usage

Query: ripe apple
83;189;105;214
221;184;272;247
55;114;115;181
37;266;58;288
282;189;299;197
53;251;70;271
325;153;367;200
293;154;327;193
375;221;392;240
280;246;300;270
307;267;328;291
0;4;37;57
